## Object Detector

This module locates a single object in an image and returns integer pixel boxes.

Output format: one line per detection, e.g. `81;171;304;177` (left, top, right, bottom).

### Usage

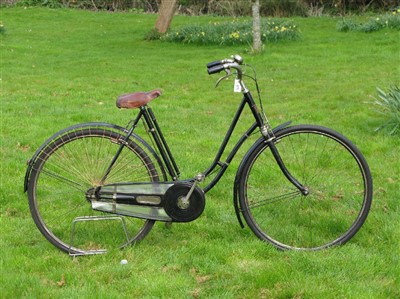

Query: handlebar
206;54;244;79
207;64;225;75
206;60;223;68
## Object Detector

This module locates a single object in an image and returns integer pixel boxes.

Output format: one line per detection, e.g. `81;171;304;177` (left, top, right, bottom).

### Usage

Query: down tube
202;96;259;193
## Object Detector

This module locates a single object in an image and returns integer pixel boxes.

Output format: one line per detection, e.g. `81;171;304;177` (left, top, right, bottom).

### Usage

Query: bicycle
24;55;373;255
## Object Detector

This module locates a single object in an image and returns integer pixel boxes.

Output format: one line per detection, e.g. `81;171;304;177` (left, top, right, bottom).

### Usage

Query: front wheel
238;125;372;250
27;126;160;255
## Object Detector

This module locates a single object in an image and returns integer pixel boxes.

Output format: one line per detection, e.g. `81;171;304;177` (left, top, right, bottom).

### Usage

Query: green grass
1;7;399;298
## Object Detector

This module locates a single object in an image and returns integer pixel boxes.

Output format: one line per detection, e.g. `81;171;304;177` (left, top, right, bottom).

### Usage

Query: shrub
336;19;358;32
17;0;63;8
144;28;164;41
373;86;400;135
337;9;400;32
162;19;300;46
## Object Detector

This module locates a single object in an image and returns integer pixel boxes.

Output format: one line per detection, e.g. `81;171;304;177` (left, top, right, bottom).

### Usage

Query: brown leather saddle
116;89;161;109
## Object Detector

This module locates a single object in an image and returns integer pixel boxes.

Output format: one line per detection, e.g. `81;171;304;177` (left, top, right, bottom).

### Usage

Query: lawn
1;7;399;298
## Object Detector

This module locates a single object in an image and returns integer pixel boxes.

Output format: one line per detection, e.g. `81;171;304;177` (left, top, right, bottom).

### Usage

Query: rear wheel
239;125;373;250
27;128;160;254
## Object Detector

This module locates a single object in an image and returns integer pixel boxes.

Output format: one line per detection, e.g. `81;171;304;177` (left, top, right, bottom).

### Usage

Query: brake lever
215;69;232;88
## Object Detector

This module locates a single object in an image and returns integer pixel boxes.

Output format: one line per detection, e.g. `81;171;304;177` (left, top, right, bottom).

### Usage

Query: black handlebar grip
207;60;222;68
207;64;225;75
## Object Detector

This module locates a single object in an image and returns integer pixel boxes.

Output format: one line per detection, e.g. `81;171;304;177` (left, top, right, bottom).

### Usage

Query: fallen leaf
332;193;343;200
387;177;395;183
191;288;200;298
57;274;65;287
190;268;211;284
383;205;389;213
16;142;30;152
195;275;211;284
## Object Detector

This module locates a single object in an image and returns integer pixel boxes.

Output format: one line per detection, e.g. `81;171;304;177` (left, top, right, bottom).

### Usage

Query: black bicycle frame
102;90;307;196
130;90;263;192
201;92;261;193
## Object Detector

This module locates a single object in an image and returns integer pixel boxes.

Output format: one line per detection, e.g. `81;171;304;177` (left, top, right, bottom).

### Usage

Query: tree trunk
154;0;178;34
252;0;262;53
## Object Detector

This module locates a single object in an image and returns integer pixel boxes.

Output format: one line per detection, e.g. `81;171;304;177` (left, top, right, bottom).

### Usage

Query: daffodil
230;31;240;39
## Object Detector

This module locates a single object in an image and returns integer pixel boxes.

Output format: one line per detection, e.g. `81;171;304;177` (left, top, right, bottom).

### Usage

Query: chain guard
164;182;205;222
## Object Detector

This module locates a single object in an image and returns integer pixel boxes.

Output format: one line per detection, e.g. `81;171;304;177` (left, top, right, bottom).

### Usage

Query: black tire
27;128;160;254
238;125;372;250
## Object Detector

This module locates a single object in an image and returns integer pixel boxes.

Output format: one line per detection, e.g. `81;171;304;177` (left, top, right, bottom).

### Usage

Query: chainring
164;182;205;222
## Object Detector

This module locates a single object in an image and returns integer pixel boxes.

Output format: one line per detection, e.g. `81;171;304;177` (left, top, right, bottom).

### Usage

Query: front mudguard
24;122;167;193
233;121;292;228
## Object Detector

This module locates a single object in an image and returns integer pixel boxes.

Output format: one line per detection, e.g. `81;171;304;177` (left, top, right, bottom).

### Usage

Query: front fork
245;89;308;196
261;124;308;196
266;136;309;196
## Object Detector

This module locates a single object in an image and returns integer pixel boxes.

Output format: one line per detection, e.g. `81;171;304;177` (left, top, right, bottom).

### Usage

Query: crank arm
183;174;205;203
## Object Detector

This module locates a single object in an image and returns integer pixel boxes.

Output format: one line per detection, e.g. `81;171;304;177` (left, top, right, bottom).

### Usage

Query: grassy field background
1;7;399;298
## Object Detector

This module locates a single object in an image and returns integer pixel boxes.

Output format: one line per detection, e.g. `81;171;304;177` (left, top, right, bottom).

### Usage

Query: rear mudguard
233;121;292;228
24;122;167;192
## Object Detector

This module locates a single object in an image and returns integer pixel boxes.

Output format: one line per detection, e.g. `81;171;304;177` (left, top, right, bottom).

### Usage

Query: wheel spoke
27;128;159;254
245;190;301;210
35;166;88;192
239;125;372;250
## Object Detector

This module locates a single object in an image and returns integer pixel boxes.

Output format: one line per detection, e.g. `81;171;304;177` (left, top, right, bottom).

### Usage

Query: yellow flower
230;31;240;39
